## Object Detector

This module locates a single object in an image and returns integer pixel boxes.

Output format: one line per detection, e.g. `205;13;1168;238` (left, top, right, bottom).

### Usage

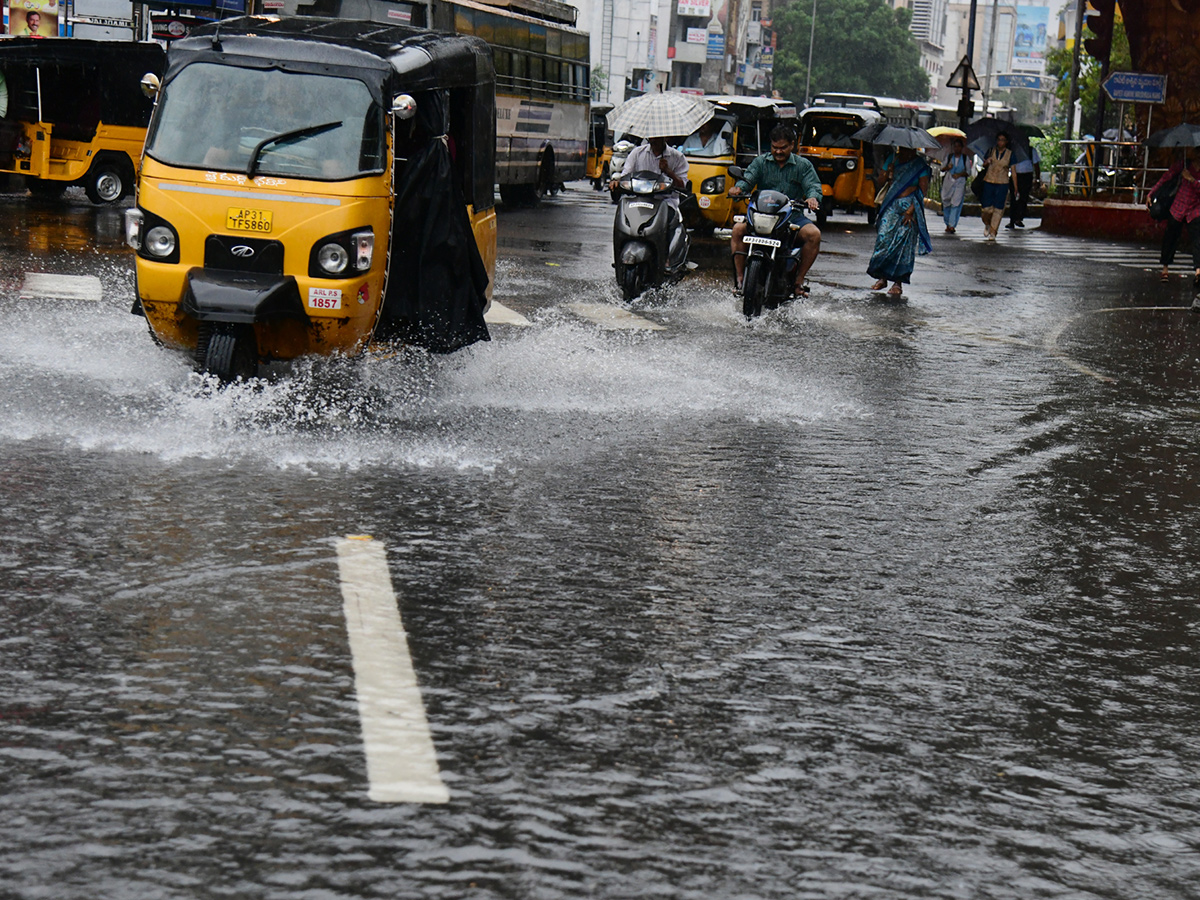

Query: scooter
612;169;691;302
729;166;805;318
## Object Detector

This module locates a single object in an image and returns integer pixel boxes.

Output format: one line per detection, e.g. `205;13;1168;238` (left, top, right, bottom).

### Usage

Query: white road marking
335;536;449;804
18;273;103;302
484;300;531;326
568;302;666;331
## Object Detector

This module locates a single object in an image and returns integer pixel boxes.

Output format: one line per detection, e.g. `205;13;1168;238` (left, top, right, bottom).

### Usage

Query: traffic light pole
958;0;979;131
1064;0;1084;146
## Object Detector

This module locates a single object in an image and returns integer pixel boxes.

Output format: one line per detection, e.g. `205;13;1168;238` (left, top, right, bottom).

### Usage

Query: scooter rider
611;136;689;247
729;125;823;297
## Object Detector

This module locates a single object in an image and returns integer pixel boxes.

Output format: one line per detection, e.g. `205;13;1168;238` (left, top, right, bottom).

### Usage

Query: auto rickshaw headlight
124;209;143;250
145;226;177;259
317;243;350;275
353;231;374;270
700;175;726;194
845;159;857;170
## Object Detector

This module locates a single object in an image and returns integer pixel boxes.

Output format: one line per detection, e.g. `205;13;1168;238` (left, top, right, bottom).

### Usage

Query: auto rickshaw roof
800;106;882;122
703;95;798;118
170;16;493;98
0;37;165;70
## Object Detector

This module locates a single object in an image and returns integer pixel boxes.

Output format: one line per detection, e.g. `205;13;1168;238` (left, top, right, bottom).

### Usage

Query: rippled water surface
2;189;1200;899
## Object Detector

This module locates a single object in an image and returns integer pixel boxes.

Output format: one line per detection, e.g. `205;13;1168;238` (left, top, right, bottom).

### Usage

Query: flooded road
3;185;1200;899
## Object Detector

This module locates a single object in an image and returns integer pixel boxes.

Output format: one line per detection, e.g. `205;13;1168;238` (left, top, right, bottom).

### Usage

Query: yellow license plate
226;207;273;233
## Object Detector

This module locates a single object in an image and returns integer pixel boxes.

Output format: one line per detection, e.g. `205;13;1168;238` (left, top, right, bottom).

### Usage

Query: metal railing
1052;139;1169;204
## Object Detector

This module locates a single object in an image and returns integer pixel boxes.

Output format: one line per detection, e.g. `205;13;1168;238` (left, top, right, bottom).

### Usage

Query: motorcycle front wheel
742;257;765;318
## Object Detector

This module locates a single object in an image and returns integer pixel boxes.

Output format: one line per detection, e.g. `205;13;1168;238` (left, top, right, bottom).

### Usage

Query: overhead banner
1012;5;1049;74
677;0;711;17
6;0;60;36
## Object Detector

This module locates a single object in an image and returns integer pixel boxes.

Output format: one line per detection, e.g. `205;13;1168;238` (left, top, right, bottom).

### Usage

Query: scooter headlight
145;225;177;259
317;242;350;275
750;212;782;234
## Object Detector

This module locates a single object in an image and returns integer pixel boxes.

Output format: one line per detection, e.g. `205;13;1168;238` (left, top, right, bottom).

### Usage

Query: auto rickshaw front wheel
196;323;258;383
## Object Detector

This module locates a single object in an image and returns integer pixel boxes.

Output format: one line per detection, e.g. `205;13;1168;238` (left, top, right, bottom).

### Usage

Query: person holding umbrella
1144;124;1200;288
868;145;932;297
940;136;972;233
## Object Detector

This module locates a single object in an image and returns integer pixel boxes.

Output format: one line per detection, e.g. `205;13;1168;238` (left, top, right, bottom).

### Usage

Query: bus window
493;50;511;79
454;6;473;35
544;59;560;94
512;53;527;85
529;24;546;54
529;57;545;92
547;28;561;57
474;11;495;43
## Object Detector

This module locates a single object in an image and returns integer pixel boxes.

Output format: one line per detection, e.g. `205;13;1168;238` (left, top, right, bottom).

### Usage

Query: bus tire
85;156;132;204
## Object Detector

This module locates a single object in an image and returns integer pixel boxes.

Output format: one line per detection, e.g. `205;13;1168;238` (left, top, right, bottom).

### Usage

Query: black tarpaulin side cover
376;89;490;353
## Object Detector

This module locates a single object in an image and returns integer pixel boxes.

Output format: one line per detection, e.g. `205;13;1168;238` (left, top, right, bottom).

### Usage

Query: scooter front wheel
619;263;645;303
742;257;765;318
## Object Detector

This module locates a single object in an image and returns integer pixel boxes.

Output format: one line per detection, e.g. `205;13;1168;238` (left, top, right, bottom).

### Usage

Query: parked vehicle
797;104;882;225
729;166;804;318
612;169;690;301
0;38;164;203
126;16;497;381
587;104;613;190
608;136;638;202
683;95;798;233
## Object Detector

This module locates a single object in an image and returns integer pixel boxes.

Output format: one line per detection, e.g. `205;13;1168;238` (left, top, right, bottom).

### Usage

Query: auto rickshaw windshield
802;115;860;149
145;63;385;179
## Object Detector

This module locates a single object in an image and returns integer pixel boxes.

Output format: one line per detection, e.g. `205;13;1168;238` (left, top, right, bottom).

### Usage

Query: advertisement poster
677;0;711;17
1011;5;1049;74
7;0;59;36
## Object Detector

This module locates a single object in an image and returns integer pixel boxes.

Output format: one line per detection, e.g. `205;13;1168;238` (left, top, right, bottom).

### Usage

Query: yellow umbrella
928;126;966;139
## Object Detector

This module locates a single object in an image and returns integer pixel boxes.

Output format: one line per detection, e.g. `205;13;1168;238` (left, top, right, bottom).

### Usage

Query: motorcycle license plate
743;235;781;248
226;207;273;234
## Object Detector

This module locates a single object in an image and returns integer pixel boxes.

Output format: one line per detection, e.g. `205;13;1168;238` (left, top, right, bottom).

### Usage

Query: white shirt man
614;136;689;210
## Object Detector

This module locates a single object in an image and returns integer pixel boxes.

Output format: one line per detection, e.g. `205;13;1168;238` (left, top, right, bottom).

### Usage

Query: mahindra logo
230;245;255;258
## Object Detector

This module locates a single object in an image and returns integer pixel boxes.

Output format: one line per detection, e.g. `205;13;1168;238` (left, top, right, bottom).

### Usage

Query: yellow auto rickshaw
797;104;882;226
0;38;165;202
586;104;612;190
126;16;497;381
682;95;798;233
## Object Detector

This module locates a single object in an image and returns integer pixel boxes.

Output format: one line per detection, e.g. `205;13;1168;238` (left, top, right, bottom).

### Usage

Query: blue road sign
996;74;1045;90
1102;71;1167;103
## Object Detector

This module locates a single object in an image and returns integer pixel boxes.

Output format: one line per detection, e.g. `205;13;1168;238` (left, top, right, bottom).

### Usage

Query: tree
772;0;932;104
1044;18;1130;136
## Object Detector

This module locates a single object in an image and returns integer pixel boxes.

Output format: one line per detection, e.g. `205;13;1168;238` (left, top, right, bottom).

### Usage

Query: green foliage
772;0;932;104
591;65;610;102
1045;18;1130;135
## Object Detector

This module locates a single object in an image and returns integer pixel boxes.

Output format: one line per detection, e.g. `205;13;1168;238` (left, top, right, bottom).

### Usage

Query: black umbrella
1016;123;1045;139
964;117;1031;163
1145;123;1200;148
850;123;941;151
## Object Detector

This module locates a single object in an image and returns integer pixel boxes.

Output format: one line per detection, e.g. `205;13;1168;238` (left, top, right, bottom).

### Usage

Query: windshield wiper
246;120;343;178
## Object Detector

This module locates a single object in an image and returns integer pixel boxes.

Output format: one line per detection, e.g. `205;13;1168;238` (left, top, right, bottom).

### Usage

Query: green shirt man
729;125;824;297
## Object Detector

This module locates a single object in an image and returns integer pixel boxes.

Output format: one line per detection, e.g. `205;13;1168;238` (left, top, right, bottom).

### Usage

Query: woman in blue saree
868;147;932;298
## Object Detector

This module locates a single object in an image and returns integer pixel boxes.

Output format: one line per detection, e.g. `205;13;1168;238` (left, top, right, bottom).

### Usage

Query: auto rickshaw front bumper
181;269;306;324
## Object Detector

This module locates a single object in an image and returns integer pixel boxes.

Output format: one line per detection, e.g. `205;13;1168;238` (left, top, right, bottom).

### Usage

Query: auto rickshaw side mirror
727;166;745;180
140;73;160;100
391;94;417;120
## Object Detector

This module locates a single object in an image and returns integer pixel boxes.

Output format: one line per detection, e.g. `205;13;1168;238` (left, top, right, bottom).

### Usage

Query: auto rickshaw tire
27;178;66;198
85;156;131;205
742;258;765;318
201;324;258;383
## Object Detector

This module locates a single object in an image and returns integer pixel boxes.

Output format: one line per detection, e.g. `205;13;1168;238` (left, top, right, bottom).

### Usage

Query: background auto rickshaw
586;104;612;190
127;17;496;381
683;95;798;233
798;104;882;226
0;39;164;203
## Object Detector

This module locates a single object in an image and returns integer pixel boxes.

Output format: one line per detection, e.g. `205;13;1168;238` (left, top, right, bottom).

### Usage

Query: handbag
1149;172;1181;221
971;170;986;200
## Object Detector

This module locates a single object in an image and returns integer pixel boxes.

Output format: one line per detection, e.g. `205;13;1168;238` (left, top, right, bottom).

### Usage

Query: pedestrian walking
940;137;971;233
978;132;1017;240
868;146;932;297
1006;145;1041;229
1147;149;1200;289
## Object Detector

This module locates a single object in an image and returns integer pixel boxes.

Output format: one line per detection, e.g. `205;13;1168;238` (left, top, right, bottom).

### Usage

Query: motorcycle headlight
145;226;177;259
317;242;349;275
845;159;857;170
700;174;726;194
750;212;781;234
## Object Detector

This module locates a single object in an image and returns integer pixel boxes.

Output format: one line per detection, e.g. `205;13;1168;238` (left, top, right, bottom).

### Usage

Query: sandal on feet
1161;271;1170;283
794;284;810;299
887;285;903;297
871;279;887;291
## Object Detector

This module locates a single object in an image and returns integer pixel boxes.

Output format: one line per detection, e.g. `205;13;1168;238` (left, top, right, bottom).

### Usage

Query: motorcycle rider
728;124;823;297
610;135;690;264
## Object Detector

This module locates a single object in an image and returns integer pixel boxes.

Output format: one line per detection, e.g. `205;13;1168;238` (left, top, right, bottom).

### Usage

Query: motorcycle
612;169;691;302
729;165;806;318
